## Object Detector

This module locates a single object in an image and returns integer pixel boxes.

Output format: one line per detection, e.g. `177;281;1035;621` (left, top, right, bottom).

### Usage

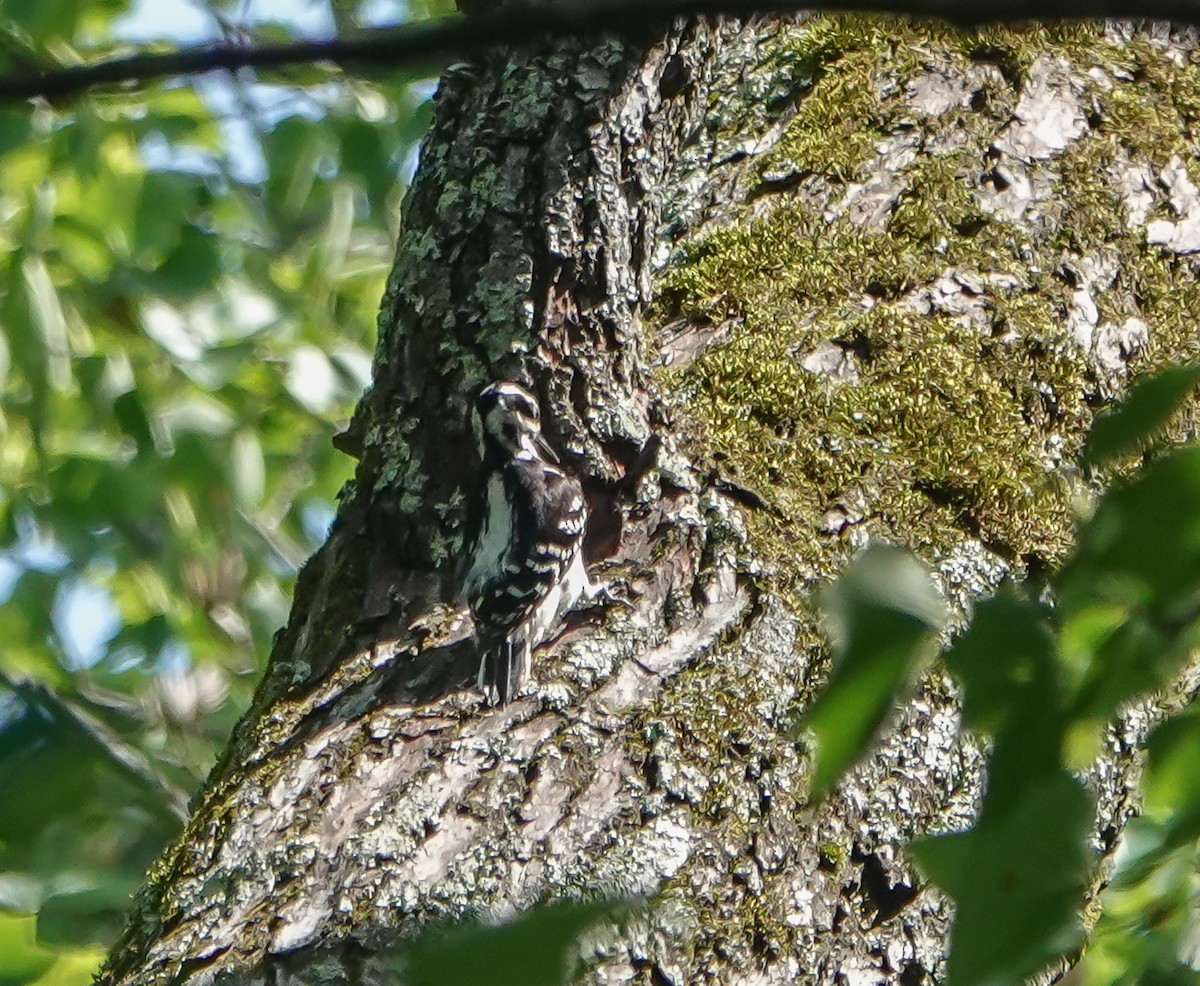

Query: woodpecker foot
581;578;633;611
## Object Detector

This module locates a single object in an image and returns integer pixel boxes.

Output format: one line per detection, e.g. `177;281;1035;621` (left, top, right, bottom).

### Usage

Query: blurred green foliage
0;0;444;981
397;900;629;986
803;544;945;795
801;371;1200;986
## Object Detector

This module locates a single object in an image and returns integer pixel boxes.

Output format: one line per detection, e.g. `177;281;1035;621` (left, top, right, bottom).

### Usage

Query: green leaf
1084;366;1200;467
0;679;184;860
23;949;105;986
37;883;132;949
4;253;50;444
113;391;155;455
1061;446;1200;613
133;173;195;263
338;117;398;206
1141;708;1200;851
0;913;54;986
1057;447;1200;718
51;216;115;282
137;88;216;146
943;593;1057;734
1081;816;1199;985
0;0;83;45
158;397;234;440
263;117;331;222
912;771;1090;986
0;109;33;158
229;429;265;508
801;545;944;796
945;592;1068;802
150;226;221;298
401;900;625;986
44;457;163;537
1064;609;1182;726
1138;965;1200;986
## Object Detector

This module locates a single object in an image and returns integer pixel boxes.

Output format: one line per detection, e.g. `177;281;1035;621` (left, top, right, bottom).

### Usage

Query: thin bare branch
3;0;1199;105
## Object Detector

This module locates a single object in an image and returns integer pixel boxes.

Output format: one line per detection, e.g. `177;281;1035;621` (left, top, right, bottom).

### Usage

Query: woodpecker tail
478;634;527;706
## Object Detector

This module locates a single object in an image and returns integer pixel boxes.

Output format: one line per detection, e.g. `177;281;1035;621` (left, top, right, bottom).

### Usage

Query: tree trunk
98;13;1200;986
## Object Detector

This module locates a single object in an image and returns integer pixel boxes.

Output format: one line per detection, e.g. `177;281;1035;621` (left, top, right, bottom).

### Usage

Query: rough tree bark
97;11;1200;986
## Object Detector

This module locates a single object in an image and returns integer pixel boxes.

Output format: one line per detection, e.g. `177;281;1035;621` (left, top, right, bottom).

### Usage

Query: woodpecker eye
504;392;536;421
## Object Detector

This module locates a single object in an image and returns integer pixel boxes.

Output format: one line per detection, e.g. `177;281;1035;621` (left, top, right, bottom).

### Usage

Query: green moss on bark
657;15;1200;606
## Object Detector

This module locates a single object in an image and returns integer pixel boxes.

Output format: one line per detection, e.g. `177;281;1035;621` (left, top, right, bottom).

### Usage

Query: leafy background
0;1;444;981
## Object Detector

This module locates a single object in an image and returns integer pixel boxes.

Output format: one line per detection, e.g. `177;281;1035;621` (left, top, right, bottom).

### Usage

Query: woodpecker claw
581;579;633;610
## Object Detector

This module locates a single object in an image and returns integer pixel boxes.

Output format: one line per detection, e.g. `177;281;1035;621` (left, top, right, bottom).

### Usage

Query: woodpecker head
476;381;552;459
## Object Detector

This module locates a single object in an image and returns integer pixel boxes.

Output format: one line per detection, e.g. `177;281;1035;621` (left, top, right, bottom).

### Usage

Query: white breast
526;527;589;646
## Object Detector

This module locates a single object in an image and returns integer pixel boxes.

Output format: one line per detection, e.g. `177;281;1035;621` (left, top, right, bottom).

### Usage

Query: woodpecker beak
535;433;560;464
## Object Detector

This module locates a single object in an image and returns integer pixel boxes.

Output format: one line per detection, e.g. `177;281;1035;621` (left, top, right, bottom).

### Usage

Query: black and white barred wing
471;457;587;705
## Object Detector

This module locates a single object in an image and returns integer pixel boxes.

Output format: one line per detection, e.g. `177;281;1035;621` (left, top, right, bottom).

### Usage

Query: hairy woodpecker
464;381;589;706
